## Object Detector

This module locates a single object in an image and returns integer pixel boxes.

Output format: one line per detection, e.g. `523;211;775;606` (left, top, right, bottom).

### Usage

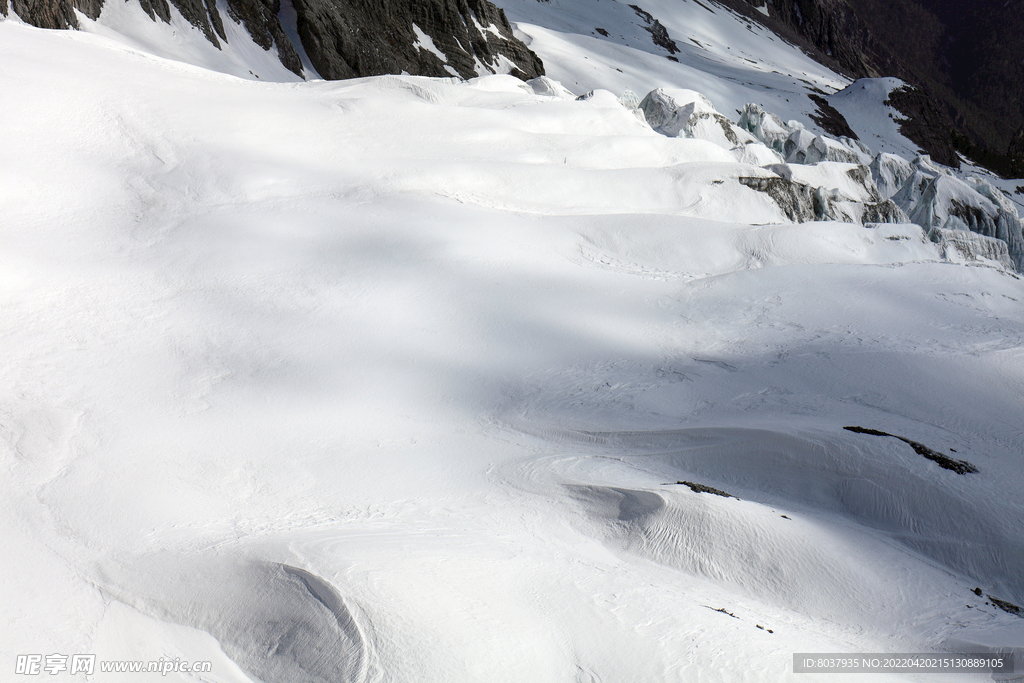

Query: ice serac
761;161;907;225
783;129;869;166
738;103;801;156
928;227;1016;270
890;160;1024;271
869;153;913;200
639;89;754;148
5;0;543;81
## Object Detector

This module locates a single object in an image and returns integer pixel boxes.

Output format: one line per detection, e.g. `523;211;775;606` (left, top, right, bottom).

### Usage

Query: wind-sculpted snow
98;558;372;683
4;20;1024;683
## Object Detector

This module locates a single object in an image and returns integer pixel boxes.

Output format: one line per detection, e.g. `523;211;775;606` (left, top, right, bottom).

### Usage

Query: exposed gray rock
845;165;882;203
628;4;679;55
6;0;544;83
808;92;858;141
722;0;1022;175
227;0;303;75
292;0;543;81
883;84;960;169
10;0;90;28
738;176;817;223
861;199;909;224
742;161;906;226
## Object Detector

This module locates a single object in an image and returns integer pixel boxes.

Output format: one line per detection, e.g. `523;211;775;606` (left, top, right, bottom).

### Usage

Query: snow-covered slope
70;0;313;81
497;0;849;128
2;8;1024;683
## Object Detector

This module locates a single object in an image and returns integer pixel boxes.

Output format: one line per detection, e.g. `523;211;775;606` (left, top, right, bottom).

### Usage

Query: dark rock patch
5;0;544;83
862;200;907;224
843;426;978;474
988;596;1023;617
1010;124;1024;178
720;0;1023;177
707;606;738;618
739;176;817;223
884;85;960;169
808;93;857;140
292;0;543;81
227;0;303;75
673;480;738;499
629;4;679;54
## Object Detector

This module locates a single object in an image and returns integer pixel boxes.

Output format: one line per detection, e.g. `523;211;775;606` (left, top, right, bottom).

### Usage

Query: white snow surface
3;14;1024;683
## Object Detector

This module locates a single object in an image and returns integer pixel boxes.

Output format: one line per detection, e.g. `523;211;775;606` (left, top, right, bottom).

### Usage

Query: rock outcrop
883;84;959;169
1010;123;1024;178
293;0;543;80
2;0;544;82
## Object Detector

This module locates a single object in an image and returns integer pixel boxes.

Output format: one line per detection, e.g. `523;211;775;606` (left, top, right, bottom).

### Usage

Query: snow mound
526;75;575;99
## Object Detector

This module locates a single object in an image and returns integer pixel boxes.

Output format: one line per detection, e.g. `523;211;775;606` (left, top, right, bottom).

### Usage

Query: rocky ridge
0;0;543;82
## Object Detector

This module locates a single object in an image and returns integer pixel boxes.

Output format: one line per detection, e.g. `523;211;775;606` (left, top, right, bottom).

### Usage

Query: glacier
3;1;1024;682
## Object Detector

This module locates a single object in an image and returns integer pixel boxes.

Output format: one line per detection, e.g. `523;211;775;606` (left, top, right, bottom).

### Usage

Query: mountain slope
0;0;544;81
721;0;1024;175
3;14;1024;683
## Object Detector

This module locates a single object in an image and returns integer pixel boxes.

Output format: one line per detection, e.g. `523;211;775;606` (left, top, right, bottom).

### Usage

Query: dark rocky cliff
1;0;543;82
722;0;1024;177
1010;125;1024;178
293;0;542;80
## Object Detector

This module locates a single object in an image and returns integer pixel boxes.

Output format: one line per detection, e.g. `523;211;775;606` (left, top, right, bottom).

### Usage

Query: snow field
2;16;1023;683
